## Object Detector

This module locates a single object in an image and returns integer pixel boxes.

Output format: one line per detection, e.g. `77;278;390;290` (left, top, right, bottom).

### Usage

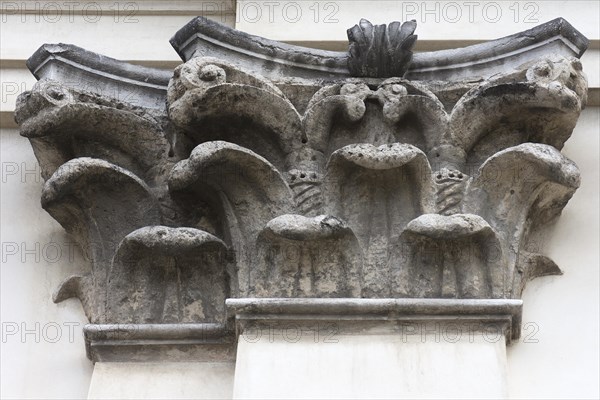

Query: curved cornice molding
170;16;588;80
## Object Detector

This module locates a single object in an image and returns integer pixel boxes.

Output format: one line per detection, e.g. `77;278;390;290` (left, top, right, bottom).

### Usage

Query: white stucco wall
236;0;599;44
87;362;235;399
507;107;600;400
234;328;509;399
1;128;93;398
1;1;598;399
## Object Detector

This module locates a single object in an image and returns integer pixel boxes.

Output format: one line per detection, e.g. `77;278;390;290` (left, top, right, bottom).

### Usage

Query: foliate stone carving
15;18;588;344
347;19;418;78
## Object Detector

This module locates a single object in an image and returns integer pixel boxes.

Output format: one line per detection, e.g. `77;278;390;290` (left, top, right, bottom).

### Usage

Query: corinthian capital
15;17;588;358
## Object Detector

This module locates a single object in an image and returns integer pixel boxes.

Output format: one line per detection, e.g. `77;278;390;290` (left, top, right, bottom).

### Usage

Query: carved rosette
15;18;588;337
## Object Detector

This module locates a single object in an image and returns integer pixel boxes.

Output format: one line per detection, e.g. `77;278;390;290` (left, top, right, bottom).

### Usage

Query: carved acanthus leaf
107;226;229;324
324;143;436;296
253;215;362;298
397;214;505;298
303;83;369;152
464;143;580;297
42;158;161;321
169;141;295;296
168;58;302;171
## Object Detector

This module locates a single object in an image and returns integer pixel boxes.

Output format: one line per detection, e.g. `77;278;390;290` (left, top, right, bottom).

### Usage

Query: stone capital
14;16;589;361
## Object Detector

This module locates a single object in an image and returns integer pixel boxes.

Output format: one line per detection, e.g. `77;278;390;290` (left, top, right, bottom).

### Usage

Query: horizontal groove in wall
0;59;188;69
0;60;27;69
0;111;18;129
588;88;600;108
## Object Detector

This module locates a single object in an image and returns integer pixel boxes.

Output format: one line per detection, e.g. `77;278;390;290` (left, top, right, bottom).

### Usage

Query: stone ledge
227;298;523;342
83;299;522;363
84;323;236;363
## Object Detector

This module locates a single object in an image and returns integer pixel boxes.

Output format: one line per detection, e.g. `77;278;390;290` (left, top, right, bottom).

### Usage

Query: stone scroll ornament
15;17;588;326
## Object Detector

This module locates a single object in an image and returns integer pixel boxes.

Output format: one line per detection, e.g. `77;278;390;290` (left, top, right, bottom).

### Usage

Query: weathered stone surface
14;80;171;181
26;43;171;110
84;323;234;362
107;226;230;324
14;17;588;354
255;215;363;298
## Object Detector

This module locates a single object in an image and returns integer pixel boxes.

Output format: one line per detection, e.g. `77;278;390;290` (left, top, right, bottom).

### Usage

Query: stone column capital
15;16;588;362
